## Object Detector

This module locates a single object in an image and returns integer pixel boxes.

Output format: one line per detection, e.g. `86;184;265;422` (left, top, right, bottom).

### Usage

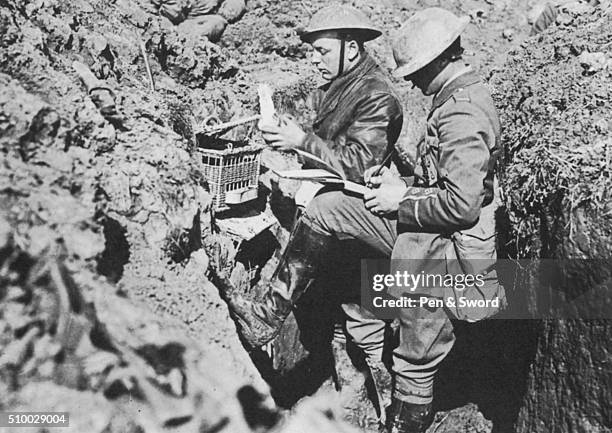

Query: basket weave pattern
198;144;263;211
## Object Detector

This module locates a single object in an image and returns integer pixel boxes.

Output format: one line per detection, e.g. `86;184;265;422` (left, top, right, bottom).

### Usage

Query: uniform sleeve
398;102;492;232
298;92;403;183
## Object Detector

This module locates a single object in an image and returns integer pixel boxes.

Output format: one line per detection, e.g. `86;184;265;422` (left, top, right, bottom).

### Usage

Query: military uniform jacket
298;53;403;183
390;69;505;321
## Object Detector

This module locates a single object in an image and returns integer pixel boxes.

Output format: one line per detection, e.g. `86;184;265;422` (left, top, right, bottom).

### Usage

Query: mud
491;3;612;432
492;2;611;258
2;0;607;432
1;0;271;430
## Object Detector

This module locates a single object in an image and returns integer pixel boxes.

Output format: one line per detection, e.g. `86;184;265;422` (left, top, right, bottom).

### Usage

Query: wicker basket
197;143;263;212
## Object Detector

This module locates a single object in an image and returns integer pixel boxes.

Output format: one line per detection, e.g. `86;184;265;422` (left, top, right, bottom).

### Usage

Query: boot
385;398;434;433
215;218;332;348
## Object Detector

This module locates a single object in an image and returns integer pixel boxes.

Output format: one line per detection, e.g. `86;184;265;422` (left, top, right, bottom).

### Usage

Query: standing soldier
211;2;403;424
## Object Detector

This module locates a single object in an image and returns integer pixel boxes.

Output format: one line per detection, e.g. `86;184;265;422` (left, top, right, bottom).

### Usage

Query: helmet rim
392;9;470;78
300;4;382;43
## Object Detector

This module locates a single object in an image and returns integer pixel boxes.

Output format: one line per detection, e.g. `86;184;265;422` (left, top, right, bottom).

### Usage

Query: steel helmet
300;4;382;43
392;8;470;78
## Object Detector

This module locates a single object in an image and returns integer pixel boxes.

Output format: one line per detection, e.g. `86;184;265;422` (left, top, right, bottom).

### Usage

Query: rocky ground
491;3;612;432
1;0;610;432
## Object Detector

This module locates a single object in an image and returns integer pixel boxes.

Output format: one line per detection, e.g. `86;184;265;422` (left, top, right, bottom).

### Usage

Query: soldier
212;2;403;423
258;4;403;183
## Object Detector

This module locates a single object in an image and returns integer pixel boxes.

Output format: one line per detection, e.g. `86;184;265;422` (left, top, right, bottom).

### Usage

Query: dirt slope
491;3;612;432
0;0;570;432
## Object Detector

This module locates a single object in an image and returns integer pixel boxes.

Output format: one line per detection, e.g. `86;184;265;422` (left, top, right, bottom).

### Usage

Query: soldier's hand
365;166;404;188
363;165;385;185
258;122;286;148
258;114;306;150
363;184;407;216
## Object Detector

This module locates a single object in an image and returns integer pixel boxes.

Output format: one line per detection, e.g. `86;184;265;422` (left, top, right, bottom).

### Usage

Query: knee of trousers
343;308;386;354
303;190;348;231
394;307;455;363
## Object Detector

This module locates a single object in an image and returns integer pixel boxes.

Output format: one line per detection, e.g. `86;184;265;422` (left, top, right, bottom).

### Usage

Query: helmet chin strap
338;38;346;77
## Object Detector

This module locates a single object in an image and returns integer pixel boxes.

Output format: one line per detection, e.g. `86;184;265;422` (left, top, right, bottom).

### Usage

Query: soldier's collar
430;67;481;112
314;53;378;124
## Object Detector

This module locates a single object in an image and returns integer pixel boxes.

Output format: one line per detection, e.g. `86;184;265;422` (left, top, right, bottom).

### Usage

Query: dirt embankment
493;1;611;260
492;3;612;433
0;0;280;430
3;0;598;432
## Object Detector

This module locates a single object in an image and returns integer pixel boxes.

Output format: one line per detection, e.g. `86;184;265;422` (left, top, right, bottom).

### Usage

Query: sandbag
218;0;246;23
178;14;228;42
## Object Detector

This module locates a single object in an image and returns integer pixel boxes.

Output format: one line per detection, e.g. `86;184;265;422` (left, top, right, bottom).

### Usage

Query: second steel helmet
392;8;470;78
300;4;382;43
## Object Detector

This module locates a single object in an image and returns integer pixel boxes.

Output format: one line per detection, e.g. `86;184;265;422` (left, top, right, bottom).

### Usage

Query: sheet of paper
273;169;343;182
343;181;369;196
258;84;277;127
292;148;345;179
273;169;369;196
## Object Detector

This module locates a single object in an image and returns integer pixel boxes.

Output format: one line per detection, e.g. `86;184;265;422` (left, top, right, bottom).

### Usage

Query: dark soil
491;4;612;432
3;0;608;432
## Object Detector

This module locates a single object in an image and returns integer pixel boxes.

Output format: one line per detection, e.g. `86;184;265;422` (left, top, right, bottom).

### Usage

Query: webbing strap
338;39;346;76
